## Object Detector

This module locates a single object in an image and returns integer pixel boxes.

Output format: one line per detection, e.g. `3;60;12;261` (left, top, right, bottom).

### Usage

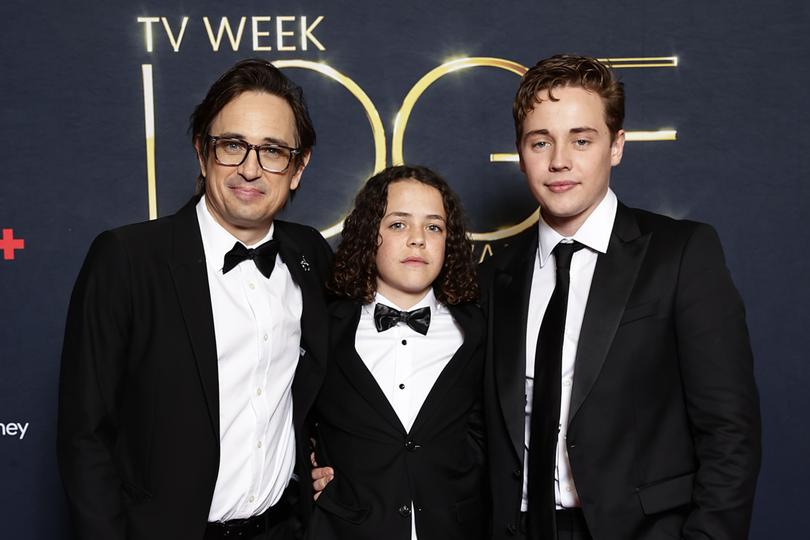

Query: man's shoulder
88;201;198;260
274;219;322;239
619;204;728;265
107;213;174;241
274;220;331;253
622;204;715;240
480;227;537;274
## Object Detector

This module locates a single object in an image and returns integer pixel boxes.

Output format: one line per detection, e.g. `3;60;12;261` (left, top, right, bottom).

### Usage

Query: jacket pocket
619;300;660;325
635;472;694;515
315;479;369;525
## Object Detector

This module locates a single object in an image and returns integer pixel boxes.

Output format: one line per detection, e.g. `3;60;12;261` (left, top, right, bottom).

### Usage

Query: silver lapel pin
300;255;311;272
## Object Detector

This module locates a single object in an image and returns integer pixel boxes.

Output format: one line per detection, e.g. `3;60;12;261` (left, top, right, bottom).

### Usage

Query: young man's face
518;85;625;236
375;180;447;310
195;91;309;245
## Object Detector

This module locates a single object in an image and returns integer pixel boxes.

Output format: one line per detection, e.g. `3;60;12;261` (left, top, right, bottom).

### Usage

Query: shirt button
249;495;255;503
257;441;262;448
563;378;572;387
399;383;405;390
248;282;256;290
566;485;573;492
256;388;262;396
263;334;269;341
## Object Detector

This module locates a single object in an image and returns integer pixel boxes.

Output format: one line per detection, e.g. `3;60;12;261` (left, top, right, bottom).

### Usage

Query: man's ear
194;137;207;178
289;149;311;191
610;129;626;167
516;138;526;174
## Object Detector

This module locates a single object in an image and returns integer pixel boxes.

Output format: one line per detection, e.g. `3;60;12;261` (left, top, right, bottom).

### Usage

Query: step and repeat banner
1;0;808;537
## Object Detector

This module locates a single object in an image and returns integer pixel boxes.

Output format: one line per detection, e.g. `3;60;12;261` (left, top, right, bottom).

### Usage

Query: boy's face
374;180;447;310
518;85;624;237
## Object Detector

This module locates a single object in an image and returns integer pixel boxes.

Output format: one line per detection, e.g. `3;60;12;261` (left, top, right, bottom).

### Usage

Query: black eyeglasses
207;136;301;173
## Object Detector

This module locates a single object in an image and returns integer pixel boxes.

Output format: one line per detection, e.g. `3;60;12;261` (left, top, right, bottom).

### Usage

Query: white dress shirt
521;189;617;511
355;289;464;539
196;196;302;522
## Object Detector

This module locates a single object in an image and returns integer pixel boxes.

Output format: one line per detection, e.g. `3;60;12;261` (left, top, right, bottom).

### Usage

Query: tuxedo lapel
330;300;406;434
568;204;650;422
492;229;537;460
409;303;482;436
168;200;220;439
274;222;328;429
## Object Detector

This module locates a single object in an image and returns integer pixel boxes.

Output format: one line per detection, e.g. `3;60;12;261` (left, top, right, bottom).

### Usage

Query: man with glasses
58;59;332;540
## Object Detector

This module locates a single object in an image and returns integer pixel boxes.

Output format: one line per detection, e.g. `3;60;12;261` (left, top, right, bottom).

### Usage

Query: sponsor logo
0;422;29;440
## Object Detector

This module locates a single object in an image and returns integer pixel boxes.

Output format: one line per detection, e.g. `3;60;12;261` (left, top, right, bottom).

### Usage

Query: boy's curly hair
329;165;478;305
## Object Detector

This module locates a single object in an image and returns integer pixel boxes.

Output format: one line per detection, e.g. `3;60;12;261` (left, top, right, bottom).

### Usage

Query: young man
58;59;331;540
482;54;761;540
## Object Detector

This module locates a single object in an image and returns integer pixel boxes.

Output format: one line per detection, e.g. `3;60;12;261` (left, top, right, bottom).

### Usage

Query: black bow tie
373;303;431;336
222;239;280;278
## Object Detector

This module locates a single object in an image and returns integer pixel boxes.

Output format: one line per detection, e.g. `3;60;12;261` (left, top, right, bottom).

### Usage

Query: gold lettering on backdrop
478;243;494;263
272;60;386;238
487;57;679;162
599;56;678;68
140;55;675;239
301;16;326;51
276;16;296;51
140;16;325;52
141;65;158;220
137;17;160;52
161;17;189;52
392;57;537;241
203;17;247;51
252;16;273;51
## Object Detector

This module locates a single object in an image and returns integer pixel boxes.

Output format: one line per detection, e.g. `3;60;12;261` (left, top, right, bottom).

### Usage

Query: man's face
375;180;447;310
518;85;624;236
195;91;309;245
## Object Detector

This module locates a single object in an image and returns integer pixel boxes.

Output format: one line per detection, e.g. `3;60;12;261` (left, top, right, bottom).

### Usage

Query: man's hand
310;452;334;500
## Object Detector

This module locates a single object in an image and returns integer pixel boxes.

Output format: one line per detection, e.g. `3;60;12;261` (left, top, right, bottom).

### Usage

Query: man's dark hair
513;54;624;143
189;58;316;194
329;165;479;306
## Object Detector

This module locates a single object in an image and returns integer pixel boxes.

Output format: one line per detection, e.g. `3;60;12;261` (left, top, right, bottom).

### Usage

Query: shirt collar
196;195;275;273
537;188;617;267
363;288;442;317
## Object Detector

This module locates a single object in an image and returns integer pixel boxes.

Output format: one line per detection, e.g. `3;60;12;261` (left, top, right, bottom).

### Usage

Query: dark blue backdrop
1;1;807;537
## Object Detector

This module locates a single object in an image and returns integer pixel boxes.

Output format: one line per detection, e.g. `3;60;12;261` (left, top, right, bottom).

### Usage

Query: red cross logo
1;228;25;260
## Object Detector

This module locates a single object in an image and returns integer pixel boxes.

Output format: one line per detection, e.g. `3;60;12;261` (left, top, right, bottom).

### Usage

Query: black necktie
222;239;280;278
373;303;431;336
528;241;584;538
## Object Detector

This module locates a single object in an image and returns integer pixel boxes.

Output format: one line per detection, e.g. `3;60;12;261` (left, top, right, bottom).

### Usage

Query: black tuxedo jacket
57;199;332;540
306;299;489;540
482;203;761;540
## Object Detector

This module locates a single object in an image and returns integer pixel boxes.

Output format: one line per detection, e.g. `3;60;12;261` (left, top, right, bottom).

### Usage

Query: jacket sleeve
675;223;761;539
57;230;132;539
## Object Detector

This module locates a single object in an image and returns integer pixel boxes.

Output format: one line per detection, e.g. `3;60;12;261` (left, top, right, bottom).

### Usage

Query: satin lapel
168;200;220;439
409;303;482;436
274;223;328;430
492;229;537;460
568;204;650;422
330;301;406;434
